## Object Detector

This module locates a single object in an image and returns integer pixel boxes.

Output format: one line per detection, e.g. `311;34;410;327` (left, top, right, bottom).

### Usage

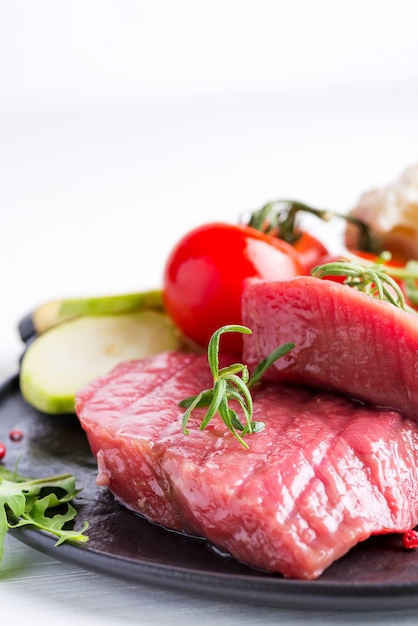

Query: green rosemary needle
179;325;294;448
312;258;415;313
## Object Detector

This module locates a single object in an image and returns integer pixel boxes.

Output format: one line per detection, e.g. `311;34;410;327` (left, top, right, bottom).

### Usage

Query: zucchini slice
20;310;180;415
19;289;164;342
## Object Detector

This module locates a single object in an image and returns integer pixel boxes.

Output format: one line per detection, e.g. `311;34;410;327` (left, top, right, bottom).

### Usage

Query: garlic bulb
345;164;418;261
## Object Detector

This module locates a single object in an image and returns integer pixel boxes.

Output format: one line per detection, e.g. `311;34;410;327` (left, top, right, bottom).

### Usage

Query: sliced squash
20;309;180;415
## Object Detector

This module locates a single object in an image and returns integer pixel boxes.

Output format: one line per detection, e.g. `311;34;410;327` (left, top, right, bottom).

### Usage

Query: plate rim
10;523;418;611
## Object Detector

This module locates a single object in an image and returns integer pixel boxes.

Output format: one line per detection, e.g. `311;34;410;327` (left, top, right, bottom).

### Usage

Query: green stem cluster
246;199;374;251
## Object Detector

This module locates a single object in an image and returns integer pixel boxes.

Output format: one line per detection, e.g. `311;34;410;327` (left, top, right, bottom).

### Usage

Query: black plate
3;375;418;611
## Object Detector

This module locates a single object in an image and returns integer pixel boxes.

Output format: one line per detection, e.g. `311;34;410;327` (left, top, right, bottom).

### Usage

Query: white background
1;0;418;379
1;2;418;623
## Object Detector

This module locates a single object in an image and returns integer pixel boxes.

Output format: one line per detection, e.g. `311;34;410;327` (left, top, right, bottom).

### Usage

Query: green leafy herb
312;257;417;313
179;325;294;448
0;465;89;561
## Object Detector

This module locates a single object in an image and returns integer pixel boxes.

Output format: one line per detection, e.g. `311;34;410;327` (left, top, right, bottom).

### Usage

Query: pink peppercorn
9;429;23;442
402;530;418;549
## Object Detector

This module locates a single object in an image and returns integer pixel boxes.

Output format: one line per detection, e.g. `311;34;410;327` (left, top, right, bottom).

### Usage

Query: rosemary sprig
312;257;416;313
179;325;294;449
339;252;418;307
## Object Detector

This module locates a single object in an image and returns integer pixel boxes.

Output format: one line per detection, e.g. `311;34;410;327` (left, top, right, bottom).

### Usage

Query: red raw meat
242;276;418;420
75;351;418;580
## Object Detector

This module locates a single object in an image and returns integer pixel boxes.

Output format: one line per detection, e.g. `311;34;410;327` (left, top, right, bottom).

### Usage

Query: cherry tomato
254;225;328;274
163;222;304;354
291;232;328;273
350;250;401;263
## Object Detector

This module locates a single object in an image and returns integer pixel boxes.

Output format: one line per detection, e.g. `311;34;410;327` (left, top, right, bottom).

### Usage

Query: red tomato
291;232;328;273
163;222;304;354
318;249;406;270
255;224;328;273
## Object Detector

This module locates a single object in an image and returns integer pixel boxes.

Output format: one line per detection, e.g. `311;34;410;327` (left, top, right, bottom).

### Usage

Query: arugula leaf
0;465;89;561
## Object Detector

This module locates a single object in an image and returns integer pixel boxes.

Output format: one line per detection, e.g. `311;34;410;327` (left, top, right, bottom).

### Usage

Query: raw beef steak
75;350;418;579
242;276;418;420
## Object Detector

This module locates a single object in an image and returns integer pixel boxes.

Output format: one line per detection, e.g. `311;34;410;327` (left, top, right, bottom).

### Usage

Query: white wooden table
3;532;418;626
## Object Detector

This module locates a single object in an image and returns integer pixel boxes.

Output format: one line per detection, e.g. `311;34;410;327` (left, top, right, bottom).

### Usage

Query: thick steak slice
75;351;418;580
242;276;418;420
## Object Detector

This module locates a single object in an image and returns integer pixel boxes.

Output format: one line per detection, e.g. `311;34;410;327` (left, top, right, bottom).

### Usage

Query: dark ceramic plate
2;375;418;611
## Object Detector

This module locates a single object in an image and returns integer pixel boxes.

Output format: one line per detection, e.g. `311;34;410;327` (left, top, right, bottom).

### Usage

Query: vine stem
246;199;375;251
